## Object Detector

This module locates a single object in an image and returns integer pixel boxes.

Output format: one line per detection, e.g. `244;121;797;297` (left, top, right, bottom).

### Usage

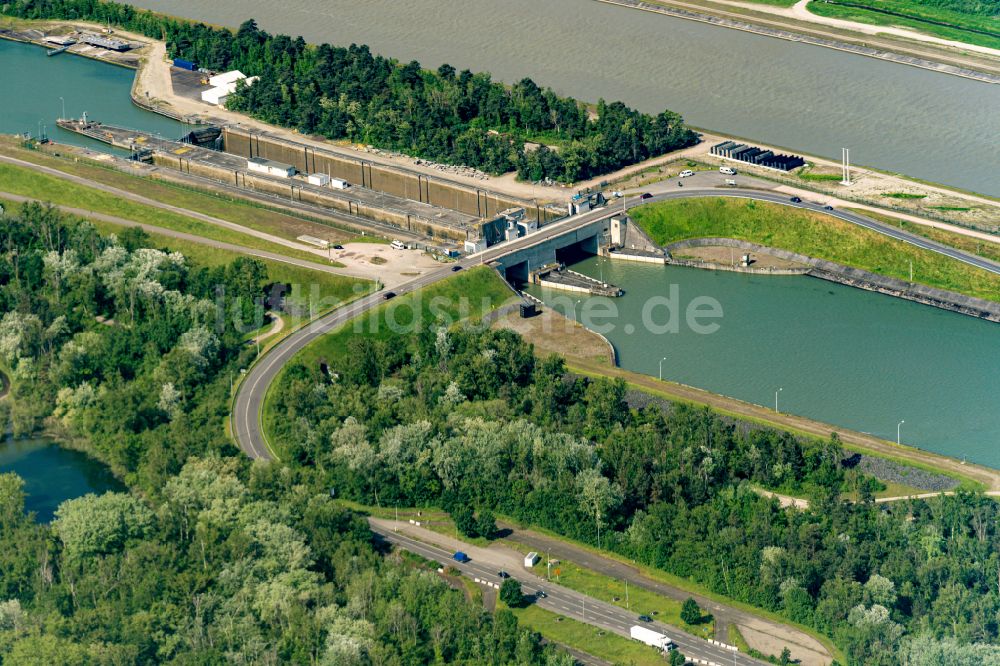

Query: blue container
173;58;197;71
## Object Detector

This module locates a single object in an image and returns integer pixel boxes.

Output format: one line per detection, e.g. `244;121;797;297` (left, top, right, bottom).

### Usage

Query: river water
0;39;183;150
0;435;124;522
527;257;1000;469
119;0;1000;197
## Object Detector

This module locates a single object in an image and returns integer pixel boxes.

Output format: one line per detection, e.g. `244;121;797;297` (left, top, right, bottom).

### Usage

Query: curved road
232;185;999;461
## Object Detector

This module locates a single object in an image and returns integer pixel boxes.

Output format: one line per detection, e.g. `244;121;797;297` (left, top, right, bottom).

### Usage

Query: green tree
52;492;154;562
452;504;478;538
681;597;701;625
668;650;686;666
500;578;524;608
477;508;496;540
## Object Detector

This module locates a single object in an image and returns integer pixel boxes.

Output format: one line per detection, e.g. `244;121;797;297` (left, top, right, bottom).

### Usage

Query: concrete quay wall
665;237;1000;322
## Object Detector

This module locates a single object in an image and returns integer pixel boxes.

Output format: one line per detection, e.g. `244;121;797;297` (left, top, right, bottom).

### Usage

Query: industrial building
44;34;77;46
247;157;296;178
711;141;805;171
80;33;131;51
200;71;258;107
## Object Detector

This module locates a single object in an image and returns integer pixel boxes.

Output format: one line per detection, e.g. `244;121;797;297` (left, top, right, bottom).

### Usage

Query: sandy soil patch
327;243;444;288
675;246;809;269
492;307;615;366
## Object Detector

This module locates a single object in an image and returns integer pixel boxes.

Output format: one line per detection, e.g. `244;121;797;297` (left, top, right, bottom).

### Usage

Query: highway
229;184;997;663
232;184;1000;461
370;521;759;666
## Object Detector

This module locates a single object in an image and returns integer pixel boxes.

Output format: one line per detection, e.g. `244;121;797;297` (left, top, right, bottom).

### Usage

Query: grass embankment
807;0;1000;50
844;208;1000;265
2;141;365;244
261;267;519;455
510;604;667;665
510;520;849;665
631;198;1000;302
0;161;336;266
513;546;714;638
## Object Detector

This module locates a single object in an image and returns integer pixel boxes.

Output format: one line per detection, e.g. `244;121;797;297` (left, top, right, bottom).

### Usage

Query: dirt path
251;313;285;344
567;359;1000;492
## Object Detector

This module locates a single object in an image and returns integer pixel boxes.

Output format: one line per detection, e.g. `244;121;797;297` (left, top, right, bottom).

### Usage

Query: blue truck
453;551;470;563
173;58;197;71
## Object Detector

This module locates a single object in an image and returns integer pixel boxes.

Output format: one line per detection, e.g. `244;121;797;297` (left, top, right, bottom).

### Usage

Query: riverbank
6;14;1000;231
594;0;1000;83
665;237;1000;322
567;357;998;491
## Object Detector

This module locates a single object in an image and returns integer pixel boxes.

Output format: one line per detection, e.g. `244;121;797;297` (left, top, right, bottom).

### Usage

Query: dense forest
0;204;573;664
269;325;1000;665
3;0;699;182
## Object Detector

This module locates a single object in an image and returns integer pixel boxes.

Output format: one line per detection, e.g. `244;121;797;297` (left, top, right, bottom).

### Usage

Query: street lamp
897;420;905;446
775;387;783;413
659;356;667;381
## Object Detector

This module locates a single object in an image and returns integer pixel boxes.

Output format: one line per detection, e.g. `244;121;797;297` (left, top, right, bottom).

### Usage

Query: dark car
638;614;653;623
823;205;834;211
451;265;463;272
453;551;470;563
536;589;547;599
382;291;396;300
332;244;344;250
640;192;653;200
790;196;802;203
498;570;511;579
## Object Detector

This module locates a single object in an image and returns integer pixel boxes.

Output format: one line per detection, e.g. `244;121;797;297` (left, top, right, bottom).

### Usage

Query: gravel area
848;454;959;492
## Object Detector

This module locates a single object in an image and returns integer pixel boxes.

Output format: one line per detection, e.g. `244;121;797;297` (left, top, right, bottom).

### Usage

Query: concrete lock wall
223;127;559;223
152;153;470;241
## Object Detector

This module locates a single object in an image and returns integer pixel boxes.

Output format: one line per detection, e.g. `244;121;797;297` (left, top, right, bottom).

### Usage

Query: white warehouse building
201;72;258;107
247;157;295;178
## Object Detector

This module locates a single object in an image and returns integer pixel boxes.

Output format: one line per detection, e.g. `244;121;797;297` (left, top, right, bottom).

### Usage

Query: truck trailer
629;625;675;651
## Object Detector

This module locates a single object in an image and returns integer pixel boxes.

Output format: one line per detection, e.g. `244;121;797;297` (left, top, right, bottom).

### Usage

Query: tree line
3;1;699;182
0;203;573;664
268;324;1000;665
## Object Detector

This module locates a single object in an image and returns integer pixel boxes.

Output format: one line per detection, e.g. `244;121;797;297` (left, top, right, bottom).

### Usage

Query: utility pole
60;96;65;120
897;420;905;446
625;580;630;610
775;387;783;413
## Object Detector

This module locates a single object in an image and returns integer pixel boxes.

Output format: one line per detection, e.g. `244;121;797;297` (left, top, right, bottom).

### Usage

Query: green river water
527;257;1000;469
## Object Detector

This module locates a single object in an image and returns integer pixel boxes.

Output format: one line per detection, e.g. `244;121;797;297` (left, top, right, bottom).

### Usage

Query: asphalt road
232;184;999;461
370;522;759;666
0;191;351;275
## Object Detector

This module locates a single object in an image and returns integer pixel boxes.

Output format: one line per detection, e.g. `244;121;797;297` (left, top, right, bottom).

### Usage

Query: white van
719;166;736;175
678;169;694;178
391;240;406;250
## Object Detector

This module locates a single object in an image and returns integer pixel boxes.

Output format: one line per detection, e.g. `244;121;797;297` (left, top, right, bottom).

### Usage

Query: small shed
247;157;295;178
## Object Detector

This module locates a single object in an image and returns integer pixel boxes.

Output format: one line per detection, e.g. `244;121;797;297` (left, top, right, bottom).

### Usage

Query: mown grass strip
631;197;1000;302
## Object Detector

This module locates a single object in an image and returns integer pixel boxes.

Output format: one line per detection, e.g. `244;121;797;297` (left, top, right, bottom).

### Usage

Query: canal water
0;435;124;522
526;257;1000;469
0;38;183;151
120;0;1000;197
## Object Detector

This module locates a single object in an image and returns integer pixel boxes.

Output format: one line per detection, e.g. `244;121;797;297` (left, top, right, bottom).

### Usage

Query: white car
678;169;694;178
